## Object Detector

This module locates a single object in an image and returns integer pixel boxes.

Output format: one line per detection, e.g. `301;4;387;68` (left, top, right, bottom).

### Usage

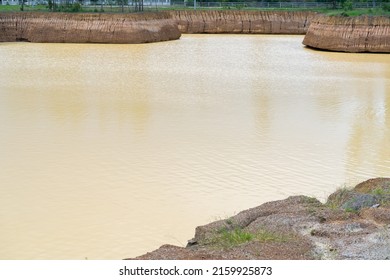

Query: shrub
342;0;353;11
71;3;82;12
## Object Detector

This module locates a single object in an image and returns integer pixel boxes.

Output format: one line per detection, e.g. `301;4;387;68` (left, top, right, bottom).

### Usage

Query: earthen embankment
168;10;316;34
0;11;317;44
0;12;181;44
303;15;390;53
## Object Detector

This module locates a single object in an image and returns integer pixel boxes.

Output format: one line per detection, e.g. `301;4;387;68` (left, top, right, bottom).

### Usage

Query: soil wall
303;15;390;53
0;12;181;44
168;10;316;34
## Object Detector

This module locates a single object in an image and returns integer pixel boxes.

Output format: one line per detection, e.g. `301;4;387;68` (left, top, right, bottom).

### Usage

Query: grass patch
207;227;290;248
371;188;390;197
225;217;234;226
370;188;390;206
303;196;320;204
318;8;390;17
344;207;359;213
1;5;390;17
325;185;353;210
218;228;254;246
0;5;48;12
326;184;390;211
302;196;322;215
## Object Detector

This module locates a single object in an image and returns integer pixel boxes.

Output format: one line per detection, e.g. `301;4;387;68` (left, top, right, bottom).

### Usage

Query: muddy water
0;35;389;259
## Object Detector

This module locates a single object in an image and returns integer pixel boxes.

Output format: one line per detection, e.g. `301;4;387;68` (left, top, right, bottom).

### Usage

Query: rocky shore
303;15;390;53
0;12;181;44
132;178;390;260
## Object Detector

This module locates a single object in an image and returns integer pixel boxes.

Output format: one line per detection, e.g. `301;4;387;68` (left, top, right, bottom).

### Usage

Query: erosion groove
303;15;390;53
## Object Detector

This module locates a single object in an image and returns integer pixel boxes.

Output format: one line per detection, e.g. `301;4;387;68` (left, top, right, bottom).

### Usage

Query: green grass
371;188;390;196
225;217;234;226
319;8;390;16
303;196;320;204
0;5;48;12
325;186;353;210
1;5;390;16
218;228;254;246
370;188;390;206
207;227;290;248
344;207;359;213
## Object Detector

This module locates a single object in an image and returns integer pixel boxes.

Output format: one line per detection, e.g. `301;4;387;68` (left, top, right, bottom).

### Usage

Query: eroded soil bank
167;10;316;34
132;178;390;260
0;11;316;44
303;15;390;53
0;12;181;44
1;11;389;52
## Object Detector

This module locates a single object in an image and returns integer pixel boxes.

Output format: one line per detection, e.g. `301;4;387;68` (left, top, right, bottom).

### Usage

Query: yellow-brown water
0;35;389;259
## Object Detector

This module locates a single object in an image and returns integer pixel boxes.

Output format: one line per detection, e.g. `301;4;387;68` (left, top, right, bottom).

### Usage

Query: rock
327;189;360;208
127;244;229;260
192;195;321;243
326;178;390;211
132;236;315;260
0;12;181;44
354;178;390;193
337;228;390;260
186;239;197;247
302;15;390;53
341;193;378;212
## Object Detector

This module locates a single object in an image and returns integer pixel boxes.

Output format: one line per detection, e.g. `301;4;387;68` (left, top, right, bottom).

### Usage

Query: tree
48;0;53;11
19;0;26;11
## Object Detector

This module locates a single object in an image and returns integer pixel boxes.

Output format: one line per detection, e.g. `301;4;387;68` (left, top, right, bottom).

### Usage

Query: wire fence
0;1;387;11
171;1;386;9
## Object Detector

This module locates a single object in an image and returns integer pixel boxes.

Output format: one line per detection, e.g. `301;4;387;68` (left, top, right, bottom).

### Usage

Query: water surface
0;35;389;259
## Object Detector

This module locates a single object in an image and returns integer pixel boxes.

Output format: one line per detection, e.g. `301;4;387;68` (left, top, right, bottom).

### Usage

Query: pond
0;34;389;259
